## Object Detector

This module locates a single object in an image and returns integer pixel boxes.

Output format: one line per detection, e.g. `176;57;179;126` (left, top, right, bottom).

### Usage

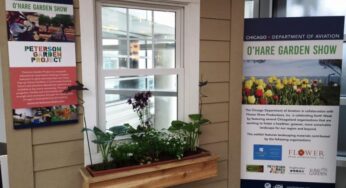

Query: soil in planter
89;148;209;172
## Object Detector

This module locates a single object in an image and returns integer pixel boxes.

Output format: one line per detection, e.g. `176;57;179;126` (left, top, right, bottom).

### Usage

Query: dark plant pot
86;147;211;177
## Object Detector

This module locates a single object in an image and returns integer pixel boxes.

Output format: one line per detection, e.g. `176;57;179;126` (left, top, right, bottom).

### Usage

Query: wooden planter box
80;154;219;188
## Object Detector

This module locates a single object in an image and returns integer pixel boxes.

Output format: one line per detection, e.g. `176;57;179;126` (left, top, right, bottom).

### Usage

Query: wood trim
229;0;244;188
0;1;35;188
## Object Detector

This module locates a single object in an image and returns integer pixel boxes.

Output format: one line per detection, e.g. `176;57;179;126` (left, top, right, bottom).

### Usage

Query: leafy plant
83;126;128;163
130;129;183;163
169;114;210;152
111;142;139;167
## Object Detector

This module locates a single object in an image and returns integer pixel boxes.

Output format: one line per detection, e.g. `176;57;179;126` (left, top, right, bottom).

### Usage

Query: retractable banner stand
241;17;344;188
5;0;78;129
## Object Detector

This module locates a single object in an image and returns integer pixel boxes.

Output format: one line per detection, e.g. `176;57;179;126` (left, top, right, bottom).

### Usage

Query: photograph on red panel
6;11;75;42
13;105;78;128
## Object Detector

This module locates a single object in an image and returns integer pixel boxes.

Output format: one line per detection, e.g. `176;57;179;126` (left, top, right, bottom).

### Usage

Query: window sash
96;1;184;129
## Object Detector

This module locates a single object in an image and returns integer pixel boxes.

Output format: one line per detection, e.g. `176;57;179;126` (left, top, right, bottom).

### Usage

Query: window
244;0;259;18
80;0;200;164
97;4;183;130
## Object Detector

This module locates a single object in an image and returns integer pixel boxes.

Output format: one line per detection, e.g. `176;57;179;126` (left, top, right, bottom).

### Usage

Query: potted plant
79;91;218;188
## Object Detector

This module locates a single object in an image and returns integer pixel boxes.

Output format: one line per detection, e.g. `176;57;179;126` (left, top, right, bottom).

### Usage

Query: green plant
163;132;186;160
169;114;210;152
83;126;128;163
111;142;139;167
111;128;185;166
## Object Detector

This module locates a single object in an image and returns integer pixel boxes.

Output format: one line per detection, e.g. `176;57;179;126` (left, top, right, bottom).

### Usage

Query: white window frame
80;0;200;165
0;51;6;143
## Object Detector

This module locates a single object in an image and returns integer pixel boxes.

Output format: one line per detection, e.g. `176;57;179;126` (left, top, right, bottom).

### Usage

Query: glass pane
286;0;346;34
338;43;346;156
338;105;346;156
341;43;346;96
153;96;177;130
104;75;177;129
102;7;127;38
154;11;175;40
103;51;128;69
101;7;177;70
154;41;175;68
129;9;152;39
336;166;346;187
129;40;153;69
244;0;255;18
103;39;128;69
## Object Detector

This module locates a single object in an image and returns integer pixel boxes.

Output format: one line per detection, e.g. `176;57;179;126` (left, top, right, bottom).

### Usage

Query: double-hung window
97;2;184;130
80;0;200;163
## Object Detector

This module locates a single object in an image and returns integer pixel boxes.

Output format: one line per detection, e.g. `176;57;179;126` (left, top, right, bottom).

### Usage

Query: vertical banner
241;17;344;188
5;0;78;129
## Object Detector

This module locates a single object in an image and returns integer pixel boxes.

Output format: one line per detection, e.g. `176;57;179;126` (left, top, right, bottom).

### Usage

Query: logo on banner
264;183;271;188
253;145;282;161
24;46;62;63
309;168;328;176
267;165;285;174
289;167;306;175
288;149;324;159
246;165;264;173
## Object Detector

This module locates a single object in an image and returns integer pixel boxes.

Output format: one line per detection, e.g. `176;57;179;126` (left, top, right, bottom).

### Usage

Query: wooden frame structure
80;155;218;188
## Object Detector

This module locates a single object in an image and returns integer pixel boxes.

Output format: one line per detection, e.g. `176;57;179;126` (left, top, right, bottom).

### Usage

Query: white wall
0;51;6;143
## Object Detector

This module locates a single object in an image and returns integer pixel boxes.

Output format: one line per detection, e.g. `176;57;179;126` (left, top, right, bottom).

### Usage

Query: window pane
154;41;175;68
341;43;346;96
103;39;128;69
338;105;346;156
104;75;177;129
129;40;153;69
129;9;152;39
101;7;176;70
103;51;127;69
154;11;175;40
244;0;255;18
286;0;346;34
102;7;127;38
339;44;346;156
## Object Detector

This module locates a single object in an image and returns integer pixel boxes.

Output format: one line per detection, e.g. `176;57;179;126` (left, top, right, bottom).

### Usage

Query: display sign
241;17;344;188
6;0;78;129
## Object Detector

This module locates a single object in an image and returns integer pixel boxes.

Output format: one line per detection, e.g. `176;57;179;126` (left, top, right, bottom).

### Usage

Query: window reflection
100;6;178;130
286;0;346;34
